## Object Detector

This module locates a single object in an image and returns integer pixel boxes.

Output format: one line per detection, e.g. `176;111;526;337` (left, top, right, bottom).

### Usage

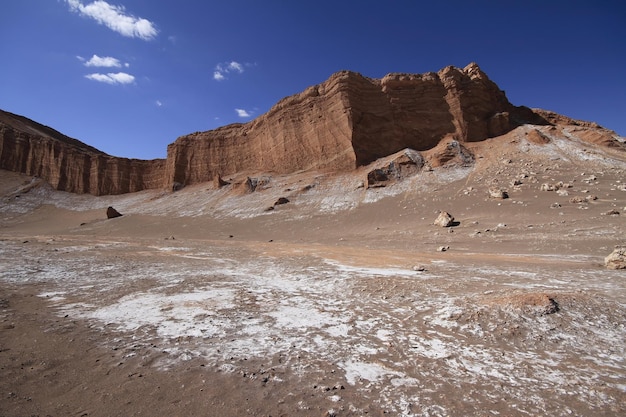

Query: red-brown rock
0;110;165;195
1;63;622;196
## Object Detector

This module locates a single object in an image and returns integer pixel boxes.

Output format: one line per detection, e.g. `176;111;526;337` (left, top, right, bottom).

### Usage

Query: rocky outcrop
2;63;622;196
0;110;165;195
365;148;424;188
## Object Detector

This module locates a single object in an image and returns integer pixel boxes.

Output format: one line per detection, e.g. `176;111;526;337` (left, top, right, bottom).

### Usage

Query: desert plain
1;125;625;417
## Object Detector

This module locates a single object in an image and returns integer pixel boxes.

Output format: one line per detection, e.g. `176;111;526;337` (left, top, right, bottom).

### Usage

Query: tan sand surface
1;132;625;416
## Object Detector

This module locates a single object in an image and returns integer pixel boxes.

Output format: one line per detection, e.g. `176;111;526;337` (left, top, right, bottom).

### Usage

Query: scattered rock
489;187;508;199
434;211;455;227
106;206;123;219
274;197;290;206
413;265;427;272
241;176;271;193
550;202;561;209
605;247;626;269
213;173;230;188
437;246;449;252
172;182;184;192
602;209;620;216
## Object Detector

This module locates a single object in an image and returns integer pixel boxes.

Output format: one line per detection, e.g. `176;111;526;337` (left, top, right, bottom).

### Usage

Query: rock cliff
1;63;621;195
165;63;547;187
0;110;165;195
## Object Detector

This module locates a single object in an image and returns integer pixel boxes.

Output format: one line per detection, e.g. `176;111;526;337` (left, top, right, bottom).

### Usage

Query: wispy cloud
155;100;163;107
235;108;252;118
65;0;158;40
213;61;246;81
85;72;135;85
82;54;124;68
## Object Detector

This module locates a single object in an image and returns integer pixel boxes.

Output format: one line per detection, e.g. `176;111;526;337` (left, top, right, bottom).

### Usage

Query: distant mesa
1;63;624;196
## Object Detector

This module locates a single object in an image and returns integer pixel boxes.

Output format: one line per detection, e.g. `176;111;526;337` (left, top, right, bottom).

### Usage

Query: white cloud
83;54;122;68
227;61;244;73
235;108;252;118
85;72;135;85
65;0;158;40
155;100;163;107
213;61;246;81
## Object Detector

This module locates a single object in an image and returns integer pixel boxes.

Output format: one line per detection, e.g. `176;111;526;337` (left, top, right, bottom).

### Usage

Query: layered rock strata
0;111;165;195
1;63;621;195
165;63;544;187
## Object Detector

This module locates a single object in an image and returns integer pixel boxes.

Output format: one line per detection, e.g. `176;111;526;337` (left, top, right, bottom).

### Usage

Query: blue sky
1;1;624;159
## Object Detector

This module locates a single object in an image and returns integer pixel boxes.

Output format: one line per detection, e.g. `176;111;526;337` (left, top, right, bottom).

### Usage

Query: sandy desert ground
1;126;626;416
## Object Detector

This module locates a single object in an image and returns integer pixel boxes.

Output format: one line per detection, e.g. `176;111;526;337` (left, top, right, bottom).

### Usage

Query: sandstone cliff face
165;74;357;186
0;111;165;195
165;63;546;187
2;63;622;195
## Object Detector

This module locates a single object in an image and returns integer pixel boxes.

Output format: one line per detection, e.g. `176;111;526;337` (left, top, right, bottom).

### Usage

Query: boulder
424;138;474;168
605;247;626;270
274;197;290;206
434;211;455;227
213;173;230;188
240;176;271;193
172;182;184;192
106;206;123;219
365;149;424;188
489;188;509;199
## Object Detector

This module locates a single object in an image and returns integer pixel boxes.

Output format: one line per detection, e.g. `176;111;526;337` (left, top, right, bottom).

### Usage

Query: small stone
605;247;626;269
437;246;449;252
434;211;454;227
489;188;509;199
106;206;123;219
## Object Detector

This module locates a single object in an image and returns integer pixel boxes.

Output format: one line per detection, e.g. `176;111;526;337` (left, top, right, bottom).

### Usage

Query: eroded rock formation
1;63;623;195
165;63;543;188
0;111;165;195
